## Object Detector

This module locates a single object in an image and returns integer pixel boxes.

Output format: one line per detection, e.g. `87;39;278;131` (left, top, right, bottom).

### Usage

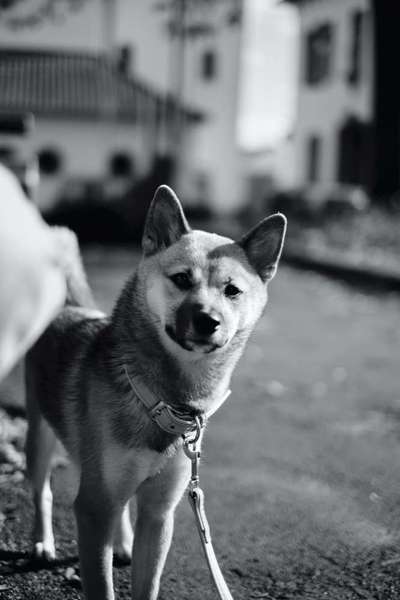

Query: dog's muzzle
166;303;225;353
192;310;220;336
165;324;225;353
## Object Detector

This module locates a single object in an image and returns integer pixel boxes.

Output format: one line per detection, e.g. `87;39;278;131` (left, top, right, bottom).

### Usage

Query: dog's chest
101;444;169;497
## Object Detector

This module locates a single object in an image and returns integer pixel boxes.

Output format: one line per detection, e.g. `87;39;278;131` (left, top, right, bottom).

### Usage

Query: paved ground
1;247;400;599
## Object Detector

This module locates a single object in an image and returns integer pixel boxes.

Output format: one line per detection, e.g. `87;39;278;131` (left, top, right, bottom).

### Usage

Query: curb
198;217;400;294
84;231;400;294
283;247;400;293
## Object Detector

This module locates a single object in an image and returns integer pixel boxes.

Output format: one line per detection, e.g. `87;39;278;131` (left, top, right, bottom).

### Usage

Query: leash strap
124;365;234;598
183;430;234;600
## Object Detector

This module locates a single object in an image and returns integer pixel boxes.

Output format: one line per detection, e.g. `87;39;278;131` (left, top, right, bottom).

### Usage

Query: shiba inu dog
25;185;286;600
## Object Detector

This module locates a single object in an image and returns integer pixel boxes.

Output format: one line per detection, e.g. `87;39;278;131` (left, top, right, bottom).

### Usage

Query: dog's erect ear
240;213;287;282
142;185;191;256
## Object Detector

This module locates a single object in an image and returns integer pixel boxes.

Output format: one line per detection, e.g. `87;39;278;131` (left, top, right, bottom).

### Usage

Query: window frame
304;22;334;86
37;147;63;177
307;135;322;183
348;10;364;86
201;48;217;81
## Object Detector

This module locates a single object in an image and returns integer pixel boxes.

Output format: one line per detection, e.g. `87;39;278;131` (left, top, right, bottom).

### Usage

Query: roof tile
0;48;202;122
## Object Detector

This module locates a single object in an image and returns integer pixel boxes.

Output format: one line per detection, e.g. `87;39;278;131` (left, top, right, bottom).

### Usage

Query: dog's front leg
114;501;134;563
131;450;190;600
74;486;119;600
132;506;174;600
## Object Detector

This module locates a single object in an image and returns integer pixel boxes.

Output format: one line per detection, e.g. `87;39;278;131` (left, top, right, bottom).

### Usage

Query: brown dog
25;185;286;600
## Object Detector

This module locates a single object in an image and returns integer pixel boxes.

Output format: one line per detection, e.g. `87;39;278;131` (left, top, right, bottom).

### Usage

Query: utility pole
103;0;116;59
165;0;186;161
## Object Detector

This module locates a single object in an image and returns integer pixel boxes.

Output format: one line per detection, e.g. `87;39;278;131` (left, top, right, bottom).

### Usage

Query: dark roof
0;48;203;123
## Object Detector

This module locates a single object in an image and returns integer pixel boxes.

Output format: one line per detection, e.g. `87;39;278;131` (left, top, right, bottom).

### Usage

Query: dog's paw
113;545;132;565
32;541;56;562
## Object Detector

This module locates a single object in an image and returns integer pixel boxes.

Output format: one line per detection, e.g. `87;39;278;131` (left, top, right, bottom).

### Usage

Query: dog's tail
53;227;96;309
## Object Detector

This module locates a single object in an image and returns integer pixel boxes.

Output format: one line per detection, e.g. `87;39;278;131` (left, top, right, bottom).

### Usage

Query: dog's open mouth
165;325;220;353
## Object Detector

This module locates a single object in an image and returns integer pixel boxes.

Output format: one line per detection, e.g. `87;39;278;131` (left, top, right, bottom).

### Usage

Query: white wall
293;0;373;188
117;0;244;214
31;117;154;211
182;6;244;213
116;0;169;91
241;136;297;198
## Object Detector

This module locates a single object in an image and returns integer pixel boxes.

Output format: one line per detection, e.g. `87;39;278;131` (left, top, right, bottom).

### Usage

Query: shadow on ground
1;248;400;599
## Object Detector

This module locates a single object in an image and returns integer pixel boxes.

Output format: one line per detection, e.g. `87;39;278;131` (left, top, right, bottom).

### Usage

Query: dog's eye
169;272;192;290
224;283;242;298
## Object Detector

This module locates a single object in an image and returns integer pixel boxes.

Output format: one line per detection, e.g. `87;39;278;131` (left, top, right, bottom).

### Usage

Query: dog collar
123;365;231;437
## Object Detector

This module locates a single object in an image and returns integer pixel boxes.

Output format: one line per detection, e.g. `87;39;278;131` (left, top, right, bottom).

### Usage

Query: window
348;10;363;85
194;171;210;200
117;45;133;76
201;49;217;81
0;146;15;163
307;135;321;182
38;148;62;176
304;24;334;85
0;146;20;183
109;152;134;177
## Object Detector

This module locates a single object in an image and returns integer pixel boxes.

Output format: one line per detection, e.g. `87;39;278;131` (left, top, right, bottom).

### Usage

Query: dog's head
138;186;286;360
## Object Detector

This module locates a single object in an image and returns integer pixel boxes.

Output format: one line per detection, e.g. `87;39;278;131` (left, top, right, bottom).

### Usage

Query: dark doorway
307;135;321;183
372;1;400;198
337;117;372;189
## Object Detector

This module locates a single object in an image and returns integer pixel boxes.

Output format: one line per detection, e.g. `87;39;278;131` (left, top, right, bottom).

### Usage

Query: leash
183;421;234;600
123;365;234;599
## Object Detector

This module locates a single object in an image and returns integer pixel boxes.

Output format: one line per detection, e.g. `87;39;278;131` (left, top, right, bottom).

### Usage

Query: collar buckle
153;402;200;436
149;400;166;419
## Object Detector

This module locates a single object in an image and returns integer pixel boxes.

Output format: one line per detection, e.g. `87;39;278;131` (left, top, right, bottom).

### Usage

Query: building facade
287;0;374;195
0;0;244;214
0;45;203;212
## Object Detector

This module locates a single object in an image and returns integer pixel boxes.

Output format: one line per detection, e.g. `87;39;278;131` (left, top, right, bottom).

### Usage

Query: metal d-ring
191;415;204;443
183;415;204;447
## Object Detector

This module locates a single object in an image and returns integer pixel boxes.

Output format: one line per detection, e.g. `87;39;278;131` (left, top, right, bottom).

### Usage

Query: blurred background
1;2;400;599
0;0;398;271
0;0;297;240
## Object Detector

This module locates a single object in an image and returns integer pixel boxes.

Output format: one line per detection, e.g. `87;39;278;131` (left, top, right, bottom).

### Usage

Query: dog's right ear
142;185;191;256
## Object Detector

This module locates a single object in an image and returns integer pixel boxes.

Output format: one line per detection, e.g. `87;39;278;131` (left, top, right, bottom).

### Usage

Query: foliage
153;0;242;38
0;0;86;29
289;207;400;274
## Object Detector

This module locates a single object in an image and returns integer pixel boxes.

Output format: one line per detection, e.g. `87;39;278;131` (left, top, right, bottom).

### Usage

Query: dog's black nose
192;310;220;336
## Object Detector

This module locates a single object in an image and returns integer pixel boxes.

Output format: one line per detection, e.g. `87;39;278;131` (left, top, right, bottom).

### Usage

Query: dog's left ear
240;213;287;282
142;185;191;256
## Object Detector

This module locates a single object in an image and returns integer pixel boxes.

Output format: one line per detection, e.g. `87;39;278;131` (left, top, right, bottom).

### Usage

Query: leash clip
183;416;204;491
189;487;211;543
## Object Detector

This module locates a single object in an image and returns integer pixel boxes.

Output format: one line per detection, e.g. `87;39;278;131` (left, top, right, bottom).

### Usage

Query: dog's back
25;228;107;459
51;227;95;310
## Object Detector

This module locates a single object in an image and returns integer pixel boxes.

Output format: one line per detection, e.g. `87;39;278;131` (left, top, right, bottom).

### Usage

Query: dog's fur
25;186;286;600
